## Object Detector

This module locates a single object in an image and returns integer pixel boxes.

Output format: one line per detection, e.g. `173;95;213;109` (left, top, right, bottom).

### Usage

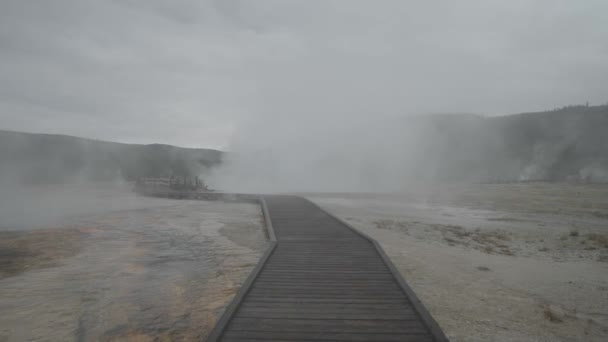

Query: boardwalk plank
223;331;434;342
208;195;447;342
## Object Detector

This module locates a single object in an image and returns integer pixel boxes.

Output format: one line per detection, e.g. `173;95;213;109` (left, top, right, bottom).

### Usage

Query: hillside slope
410;104;608;182
2;104;607;186
0;131;223;184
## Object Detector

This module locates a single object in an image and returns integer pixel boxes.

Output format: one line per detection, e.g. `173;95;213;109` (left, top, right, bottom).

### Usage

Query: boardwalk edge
205;196;277;342
303;197;450;342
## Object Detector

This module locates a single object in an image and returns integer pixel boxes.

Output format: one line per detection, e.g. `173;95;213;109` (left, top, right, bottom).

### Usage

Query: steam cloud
209;106;608;192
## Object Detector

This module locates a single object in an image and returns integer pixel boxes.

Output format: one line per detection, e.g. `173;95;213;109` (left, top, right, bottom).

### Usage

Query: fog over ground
1;1;607;192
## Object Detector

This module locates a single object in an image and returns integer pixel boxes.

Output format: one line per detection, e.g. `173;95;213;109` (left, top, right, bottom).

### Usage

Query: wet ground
0;185;266;341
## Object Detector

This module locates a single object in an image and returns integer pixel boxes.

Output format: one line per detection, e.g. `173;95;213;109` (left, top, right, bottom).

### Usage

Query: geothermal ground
0;184;267;341
1;182;607;341
306;182;608;342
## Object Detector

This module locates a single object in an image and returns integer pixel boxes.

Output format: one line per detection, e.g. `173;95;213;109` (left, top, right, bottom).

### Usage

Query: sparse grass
374;219;409;231
486;217;527;222
591;211;608;219
444;237;458;246
569;230;579;237
587;233;608;248
446;226;470;238
440;226;514;256
543;306;564;323
499;248;515;256
471;231;513;255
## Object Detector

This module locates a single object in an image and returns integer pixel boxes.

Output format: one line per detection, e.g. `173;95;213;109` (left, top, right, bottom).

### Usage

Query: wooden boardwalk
207;195;448;342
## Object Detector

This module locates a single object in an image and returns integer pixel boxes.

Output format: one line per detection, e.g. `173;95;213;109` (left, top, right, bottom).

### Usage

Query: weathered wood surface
207;195;448;341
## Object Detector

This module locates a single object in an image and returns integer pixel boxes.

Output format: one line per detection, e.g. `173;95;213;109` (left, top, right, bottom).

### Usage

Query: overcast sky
1;0;607;149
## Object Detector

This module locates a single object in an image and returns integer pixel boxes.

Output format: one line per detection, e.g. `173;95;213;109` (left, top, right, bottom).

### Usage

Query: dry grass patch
587;233;608;248
0;228;87;279
440;225;514;256
543;306;564;323
374;219;409;231
591;211;608;219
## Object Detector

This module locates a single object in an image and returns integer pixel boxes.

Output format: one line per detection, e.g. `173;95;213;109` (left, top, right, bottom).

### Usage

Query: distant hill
402;104;608;182
0;130;223;184
2;104;607;186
